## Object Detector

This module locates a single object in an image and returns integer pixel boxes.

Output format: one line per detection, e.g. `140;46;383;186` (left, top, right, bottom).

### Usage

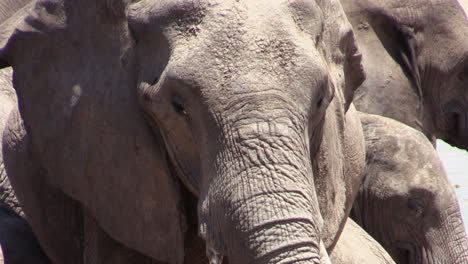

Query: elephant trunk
426;203;468;264
199;119;323;264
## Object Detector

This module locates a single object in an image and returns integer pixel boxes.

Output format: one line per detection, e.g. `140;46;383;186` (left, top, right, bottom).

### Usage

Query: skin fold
0;0;367;263
342;0;468;150
352;113;468;264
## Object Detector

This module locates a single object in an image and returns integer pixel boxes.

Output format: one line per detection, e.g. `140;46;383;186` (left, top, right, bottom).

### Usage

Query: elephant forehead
162;15;327;108
163;1;325;68
367;129;446;187
372;153;447;198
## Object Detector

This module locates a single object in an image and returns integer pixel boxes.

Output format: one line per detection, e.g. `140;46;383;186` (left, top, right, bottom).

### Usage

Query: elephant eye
171;94;187;116
458;65;468;82
317;96;324;108
407;198;425;215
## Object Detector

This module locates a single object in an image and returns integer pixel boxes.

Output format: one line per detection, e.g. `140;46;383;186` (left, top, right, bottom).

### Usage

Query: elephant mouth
442;102;468;149
396;248;411;264
395;242;416;264
446;112;467;148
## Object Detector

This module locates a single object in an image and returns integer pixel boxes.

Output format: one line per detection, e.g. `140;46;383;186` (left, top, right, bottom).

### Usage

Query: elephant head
0;0;365;263
343;0;468;149
352;113;468;264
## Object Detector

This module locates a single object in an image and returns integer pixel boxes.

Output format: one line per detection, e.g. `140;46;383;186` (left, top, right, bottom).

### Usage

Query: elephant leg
3;110;84;263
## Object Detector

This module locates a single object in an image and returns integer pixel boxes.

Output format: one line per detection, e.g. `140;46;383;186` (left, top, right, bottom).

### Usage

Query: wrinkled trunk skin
425;203;468;264
199;119;323;264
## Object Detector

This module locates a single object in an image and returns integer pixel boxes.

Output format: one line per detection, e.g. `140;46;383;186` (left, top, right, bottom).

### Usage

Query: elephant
0;0;32;218
1;67;50;264
339;1;468;262
0;68;21;217
330;218;395;264
0;2;56;263
0;0;369;263
351;112;468;263
341;0;468;149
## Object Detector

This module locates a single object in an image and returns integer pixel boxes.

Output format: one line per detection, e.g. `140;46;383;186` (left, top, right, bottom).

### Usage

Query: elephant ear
0;1;186;263
317;0;365;111
0;1;34;68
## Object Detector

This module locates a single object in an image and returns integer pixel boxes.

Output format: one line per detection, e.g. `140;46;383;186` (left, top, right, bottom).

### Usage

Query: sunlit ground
437;140;468;230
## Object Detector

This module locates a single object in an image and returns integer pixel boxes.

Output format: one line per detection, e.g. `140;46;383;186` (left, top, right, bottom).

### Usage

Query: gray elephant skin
0;68;20;216
330;218;395;264
352;113;468;264
342;0;468;149
0;0;369;263
0;0;31;221
339;1;468;262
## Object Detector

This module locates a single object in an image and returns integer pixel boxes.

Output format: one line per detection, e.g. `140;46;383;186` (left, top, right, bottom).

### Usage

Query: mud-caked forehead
137;0;331;107
368;133;448;193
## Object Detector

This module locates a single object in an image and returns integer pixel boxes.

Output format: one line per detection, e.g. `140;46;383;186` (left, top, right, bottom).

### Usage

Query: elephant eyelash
317;96;324;108
407;198;425;215
171;94;187;116
151;76;160;85
458;66;468;82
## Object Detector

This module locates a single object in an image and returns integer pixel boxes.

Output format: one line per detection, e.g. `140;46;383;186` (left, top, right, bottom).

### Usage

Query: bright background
441;0;468;231
437;140;468;230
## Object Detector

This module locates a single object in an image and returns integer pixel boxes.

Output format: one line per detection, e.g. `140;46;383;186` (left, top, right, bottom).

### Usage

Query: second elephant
352;113;468;263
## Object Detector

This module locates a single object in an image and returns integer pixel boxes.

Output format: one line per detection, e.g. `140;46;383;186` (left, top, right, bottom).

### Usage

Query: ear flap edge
0;1;36;68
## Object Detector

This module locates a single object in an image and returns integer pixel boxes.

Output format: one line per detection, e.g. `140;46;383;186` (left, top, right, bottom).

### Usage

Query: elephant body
1;0;368;263
342;0;468;149
330;218;395;264
352;113;468;263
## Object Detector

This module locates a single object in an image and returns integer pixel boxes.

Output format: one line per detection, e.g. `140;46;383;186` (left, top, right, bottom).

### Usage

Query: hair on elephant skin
0;0;367;263
342;0;468;150
352;113;468;264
